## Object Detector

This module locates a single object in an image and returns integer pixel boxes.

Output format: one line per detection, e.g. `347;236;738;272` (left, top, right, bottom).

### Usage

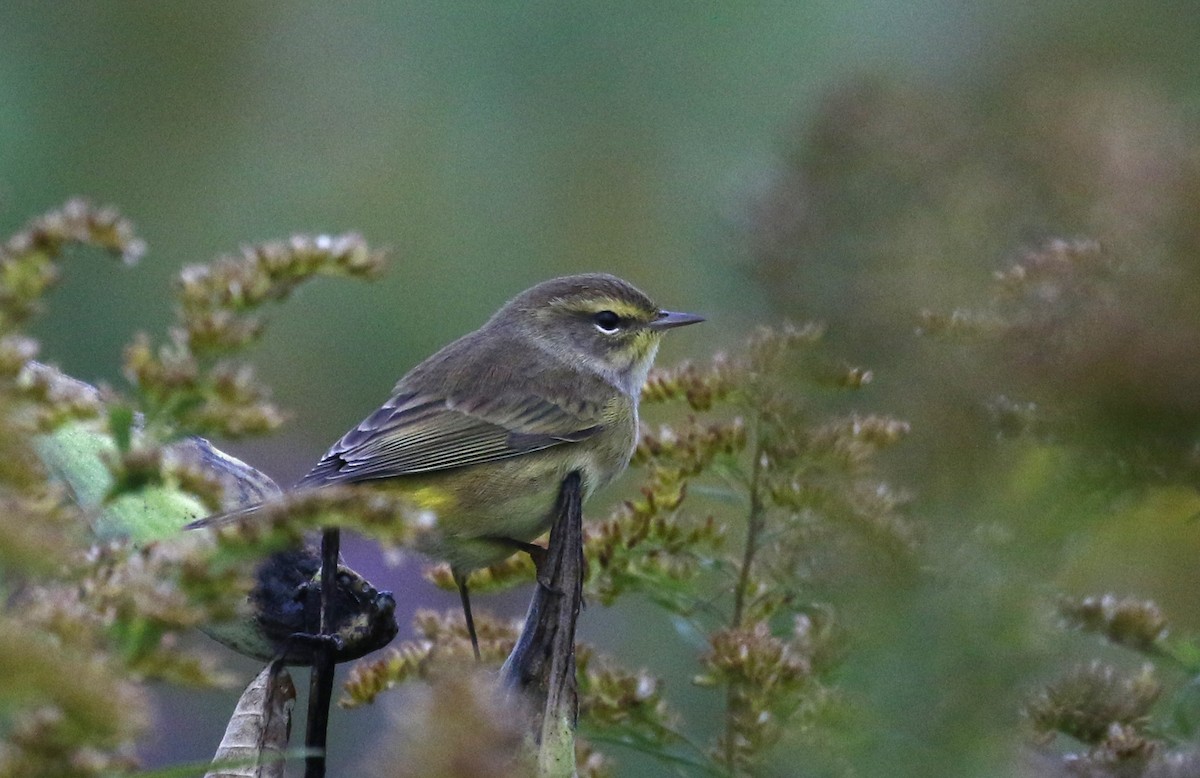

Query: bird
217;273;702;658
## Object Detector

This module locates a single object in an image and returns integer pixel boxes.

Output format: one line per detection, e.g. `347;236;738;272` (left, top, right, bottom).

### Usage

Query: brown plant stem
501;471;584;775
304;527;340;778
725;424;766;773
730;429;766;630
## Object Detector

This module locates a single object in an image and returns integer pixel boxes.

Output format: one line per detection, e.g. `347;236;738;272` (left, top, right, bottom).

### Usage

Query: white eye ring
593;310;621;334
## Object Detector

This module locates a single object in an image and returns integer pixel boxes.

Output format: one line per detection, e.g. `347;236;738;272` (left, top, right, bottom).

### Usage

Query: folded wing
296;389;601;486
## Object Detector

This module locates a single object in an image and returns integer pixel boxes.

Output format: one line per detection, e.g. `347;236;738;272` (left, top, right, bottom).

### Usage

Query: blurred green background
6;1;1200;776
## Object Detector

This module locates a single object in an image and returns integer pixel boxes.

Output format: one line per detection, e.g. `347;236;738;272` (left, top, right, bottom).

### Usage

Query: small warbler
298;273;701;656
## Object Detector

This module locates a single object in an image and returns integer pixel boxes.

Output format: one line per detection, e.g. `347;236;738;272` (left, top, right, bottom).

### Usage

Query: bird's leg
452;569;482;661
489;537;553;590
511;537;589;602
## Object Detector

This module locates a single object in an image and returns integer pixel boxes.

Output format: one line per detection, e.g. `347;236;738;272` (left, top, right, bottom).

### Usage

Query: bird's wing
295;389;602;486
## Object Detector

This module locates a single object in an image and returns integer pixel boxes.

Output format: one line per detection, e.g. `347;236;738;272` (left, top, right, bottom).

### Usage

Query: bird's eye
593;310;621;334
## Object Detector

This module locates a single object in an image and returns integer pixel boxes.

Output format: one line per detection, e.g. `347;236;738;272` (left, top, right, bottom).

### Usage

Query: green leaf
109;404;135;453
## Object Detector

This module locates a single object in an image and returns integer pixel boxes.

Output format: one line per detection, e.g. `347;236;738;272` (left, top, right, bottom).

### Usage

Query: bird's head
492;273;704;395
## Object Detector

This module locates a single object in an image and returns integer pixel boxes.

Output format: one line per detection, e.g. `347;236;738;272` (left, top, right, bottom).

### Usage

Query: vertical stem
304;527;340;778
499;472;584;777
731;429;765;629
725;423;766;772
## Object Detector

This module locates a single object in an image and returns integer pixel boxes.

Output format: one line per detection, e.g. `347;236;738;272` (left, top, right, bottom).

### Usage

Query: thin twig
583;729;726;776
725;420;766;772
731;421;765;629
303;527;340;778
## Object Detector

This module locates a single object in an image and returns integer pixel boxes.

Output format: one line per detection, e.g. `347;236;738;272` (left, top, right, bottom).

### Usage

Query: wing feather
296;388;601;487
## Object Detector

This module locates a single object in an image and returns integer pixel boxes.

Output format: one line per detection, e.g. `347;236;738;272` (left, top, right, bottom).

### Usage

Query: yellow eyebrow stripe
574;299;646;318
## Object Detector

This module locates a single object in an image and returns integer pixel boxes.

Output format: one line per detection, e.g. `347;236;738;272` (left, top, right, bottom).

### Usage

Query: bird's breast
371;401;639;572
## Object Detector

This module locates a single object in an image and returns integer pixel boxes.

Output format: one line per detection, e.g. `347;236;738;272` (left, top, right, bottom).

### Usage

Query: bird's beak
649;309;705;330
